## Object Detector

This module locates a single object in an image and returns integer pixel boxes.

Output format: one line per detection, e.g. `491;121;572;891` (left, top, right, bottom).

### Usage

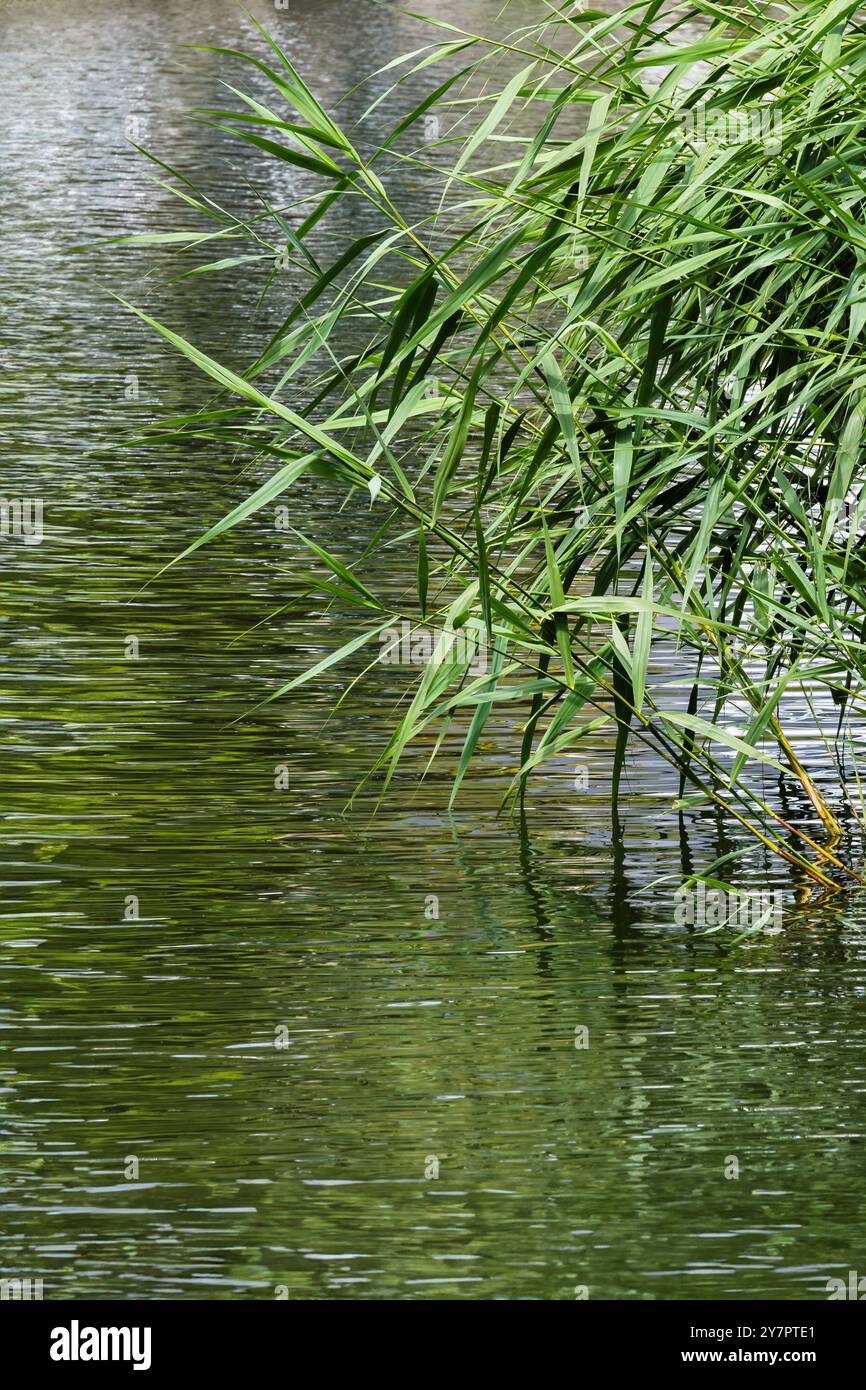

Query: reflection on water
2;0;866;1300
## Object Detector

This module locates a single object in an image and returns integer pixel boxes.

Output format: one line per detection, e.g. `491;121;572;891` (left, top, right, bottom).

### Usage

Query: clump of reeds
122;2;866;891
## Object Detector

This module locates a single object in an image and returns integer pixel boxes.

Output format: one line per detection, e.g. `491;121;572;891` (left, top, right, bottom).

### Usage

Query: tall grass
122;1;866;891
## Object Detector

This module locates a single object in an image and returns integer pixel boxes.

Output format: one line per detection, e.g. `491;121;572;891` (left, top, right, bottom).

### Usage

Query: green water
2;0;866;1300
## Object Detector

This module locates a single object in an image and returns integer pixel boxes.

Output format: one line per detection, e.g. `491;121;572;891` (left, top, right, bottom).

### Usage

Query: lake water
2;0;866;1301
